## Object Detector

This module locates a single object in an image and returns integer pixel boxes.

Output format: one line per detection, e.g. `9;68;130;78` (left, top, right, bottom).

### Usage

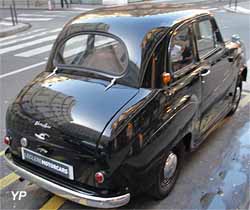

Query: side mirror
231;34;240;43
161;72;171;86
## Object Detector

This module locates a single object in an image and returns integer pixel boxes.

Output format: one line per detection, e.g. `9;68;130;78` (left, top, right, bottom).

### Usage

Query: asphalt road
0;2;250;210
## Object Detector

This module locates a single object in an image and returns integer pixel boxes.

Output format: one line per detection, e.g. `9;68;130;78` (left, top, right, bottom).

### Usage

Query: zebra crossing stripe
16;37;107;58
0;62;46;79
15;44;53;57
0;35;57;55
18;13;65;18
0;28;61;48
5;17;53;21
0;28;45;42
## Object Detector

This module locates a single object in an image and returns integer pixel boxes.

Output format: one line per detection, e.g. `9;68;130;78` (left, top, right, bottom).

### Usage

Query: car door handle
200;68;211;77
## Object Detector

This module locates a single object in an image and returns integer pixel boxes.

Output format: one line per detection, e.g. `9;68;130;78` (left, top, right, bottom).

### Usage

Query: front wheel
149;144;184;200
228;78;242;116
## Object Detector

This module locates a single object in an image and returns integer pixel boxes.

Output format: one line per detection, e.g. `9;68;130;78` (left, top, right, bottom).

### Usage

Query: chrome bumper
4;149;130;208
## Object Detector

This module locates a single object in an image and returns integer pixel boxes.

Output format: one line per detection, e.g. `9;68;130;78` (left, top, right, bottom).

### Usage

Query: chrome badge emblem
20;137;28;147
34;121;51;129
35;133;50;141
37;147;49;154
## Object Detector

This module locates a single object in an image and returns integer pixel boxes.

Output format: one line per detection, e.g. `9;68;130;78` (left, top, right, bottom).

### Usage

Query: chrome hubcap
163;152;178;180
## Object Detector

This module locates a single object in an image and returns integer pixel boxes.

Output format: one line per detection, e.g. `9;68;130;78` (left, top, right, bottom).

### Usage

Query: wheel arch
181;132;192;152
240;66;247;82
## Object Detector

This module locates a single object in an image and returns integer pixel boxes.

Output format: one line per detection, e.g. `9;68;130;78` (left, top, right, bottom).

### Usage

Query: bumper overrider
4;148;130;208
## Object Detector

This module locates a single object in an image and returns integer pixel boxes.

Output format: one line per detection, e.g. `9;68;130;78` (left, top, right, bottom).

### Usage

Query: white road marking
0;28;61;48
224;5;250;15
15;44;53;57
236;6;250;14
0;35;57;55
5;17;53;21
0;21;13;26
207;8;219;11
71;8;94;11
0;28;45;42
0;62;46;79
18;13;64;18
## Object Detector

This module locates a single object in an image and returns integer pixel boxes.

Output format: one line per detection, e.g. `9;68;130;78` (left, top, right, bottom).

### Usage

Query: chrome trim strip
4;149;130;208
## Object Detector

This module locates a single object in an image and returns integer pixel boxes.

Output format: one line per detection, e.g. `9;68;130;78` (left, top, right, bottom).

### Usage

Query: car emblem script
34;121;51;129
20;137;28;147
35;133;50;141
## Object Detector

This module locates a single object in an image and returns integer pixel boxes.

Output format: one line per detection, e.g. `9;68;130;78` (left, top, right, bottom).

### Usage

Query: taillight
4;136;10;145
95;172;105;184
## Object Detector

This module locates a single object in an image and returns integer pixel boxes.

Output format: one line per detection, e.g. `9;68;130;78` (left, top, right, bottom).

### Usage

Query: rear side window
55;34;128;76
194;19;215;57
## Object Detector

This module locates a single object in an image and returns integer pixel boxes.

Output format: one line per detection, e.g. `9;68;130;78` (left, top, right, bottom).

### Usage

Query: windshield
55;33;128;76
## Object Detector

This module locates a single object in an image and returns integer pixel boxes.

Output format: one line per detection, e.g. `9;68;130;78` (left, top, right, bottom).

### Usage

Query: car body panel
6;71;138;187
4;2;248;208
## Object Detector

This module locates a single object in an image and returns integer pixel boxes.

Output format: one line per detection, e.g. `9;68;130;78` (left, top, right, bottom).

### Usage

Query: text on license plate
21;147;74;180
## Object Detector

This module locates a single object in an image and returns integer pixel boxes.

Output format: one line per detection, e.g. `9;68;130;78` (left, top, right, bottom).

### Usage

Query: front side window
194;19;215;57
55;33;128;76
170;26;194;72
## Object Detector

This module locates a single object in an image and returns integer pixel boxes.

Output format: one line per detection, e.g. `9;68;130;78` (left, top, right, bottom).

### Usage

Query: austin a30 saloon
4;3;248;208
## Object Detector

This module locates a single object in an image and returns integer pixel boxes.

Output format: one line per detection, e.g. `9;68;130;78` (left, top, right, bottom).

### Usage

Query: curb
0;22;31;38
224;5;250;15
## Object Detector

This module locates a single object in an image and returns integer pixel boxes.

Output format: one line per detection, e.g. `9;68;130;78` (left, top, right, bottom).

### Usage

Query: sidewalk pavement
0;2;101;10
0;20;30;37
224;1;250;14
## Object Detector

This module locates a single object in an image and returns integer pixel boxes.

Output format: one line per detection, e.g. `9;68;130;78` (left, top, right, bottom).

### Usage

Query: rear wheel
228;78;242;116
150;143;184;200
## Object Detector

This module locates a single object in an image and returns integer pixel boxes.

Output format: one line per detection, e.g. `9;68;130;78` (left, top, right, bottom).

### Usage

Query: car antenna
105;78;116;91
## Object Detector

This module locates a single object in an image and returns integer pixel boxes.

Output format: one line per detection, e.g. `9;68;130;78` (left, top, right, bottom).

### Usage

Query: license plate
21;147;74;180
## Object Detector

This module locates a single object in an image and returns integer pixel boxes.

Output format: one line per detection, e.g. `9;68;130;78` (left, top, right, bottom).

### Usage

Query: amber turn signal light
161;72;171;86
4;136;10;145
126;123;133;139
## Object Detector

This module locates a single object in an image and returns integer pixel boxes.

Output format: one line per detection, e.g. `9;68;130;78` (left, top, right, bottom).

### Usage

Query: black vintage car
4;3;248;208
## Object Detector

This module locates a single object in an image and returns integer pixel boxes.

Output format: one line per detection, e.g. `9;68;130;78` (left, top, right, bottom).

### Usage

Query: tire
228;77;242;116
149;143;185;200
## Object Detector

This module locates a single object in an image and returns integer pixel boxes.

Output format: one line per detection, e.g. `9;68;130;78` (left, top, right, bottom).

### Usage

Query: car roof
49;3;211;87
68;3;210;30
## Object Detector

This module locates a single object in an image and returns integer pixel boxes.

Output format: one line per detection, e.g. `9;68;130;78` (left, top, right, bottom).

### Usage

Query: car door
140;22;202;151
193;16;233;134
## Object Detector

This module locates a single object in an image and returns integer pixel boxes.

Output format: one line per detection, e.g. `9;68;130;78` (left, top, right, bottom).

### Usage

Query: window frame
192;16;224;61
167;21;197;77
141;39;166;89
53;31;129;78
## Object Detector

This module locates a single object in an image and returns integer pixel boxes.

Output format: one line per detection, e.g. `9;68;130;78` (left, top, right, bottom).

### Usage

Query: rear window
55;33;128;76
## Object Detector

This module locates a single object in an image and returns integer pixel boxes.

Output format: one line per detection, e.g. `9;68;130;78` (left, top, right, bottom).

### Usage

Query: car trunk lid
7;72;138;185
